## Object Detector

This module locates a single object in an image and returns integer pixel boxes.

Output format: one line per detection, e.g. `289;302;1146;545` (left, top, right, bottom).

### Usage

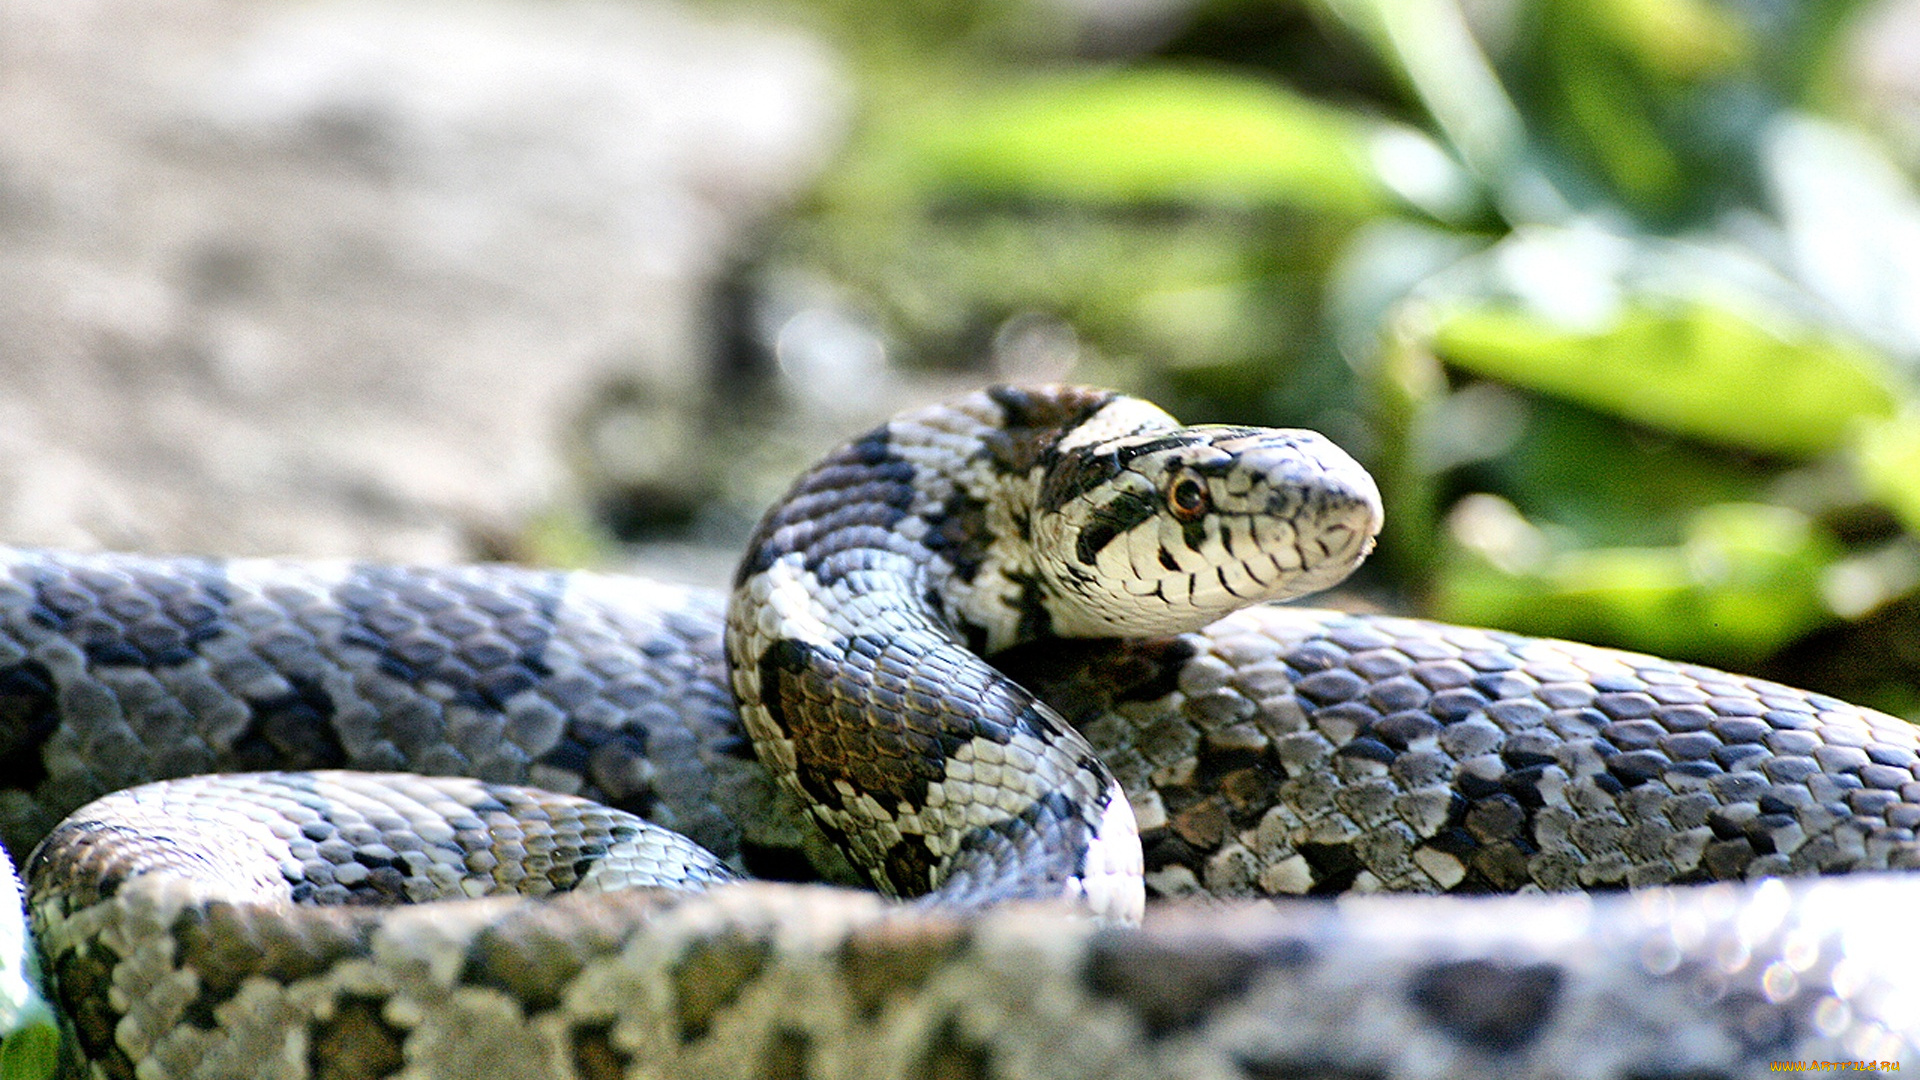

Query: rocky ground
0;0;851;583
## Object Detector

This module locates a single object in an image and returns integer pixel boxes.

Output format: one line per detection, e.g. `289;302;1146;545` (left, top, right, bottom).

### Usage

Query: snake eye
1167;474;1209;521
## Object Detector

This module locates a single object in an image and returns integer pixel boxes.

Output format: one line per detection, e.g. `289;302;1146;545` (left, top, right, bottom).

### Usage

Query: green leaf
880;67;1396;214
0;1021;60;1080
1431;299;1898;456
0;855;57;1080
1587;0;1748;80
1854;413;1920;536
1437;500;1841;664
1477;396;1772;548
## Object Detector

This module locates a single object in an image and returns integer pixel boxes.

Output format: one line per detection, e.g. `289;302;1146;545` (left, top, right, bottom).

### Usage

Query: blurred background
6;0;1920;715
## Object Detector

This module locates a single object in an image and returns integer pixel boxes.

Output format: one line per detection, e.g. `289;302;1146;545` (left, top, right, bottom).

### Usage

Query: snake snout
1244;431;1382;599
1295;471;1382;589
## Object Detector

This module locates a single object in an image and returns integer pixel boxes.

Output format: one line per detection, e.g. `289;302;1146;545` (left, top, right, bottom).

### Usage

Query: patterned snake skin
4;386;1918;1078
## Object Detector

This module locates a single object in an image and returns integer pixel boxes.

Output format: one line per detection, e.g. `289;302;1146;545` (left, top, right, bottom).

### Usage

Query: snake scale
3;384;1918;1078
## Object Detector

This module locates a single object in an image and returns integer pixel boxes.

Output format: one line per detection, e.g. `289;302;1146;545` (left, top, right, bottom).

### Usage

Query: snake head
1032;423;1382;638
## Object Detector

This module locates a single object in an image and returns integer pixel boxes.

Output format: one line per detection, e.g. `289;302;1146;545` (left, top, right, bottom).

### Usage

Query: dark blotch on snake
926;484;993;584
1462;793;1527;843
753;639;815;737
986;384;1115;465
1083;933;1302;1038
846;427;893;466
785;449;919;582
1406;958;1561;1050
1335;737;1396;766
1606;749;1671;788
50;940;132;1078
309;994;407;1080
571;1022;630;1080
837;920;971;1022
171;906;378;1030
544;721;655;813
1139;827;1206;879
882;835;941;897
459;904;616;1014
1296;841;1363;895
999;636;1197;724
1703;837;1758;878
0;658;58;791
670;933;774;1042
1075;488;1159;568
1499;762;1554;808
1111;434;1194;466
759;635;947;829
228;671;349;773
1196;736;1272;789
911;1013;996;1080
957;618;993;660
1034;446;1119;515
1003;568;1055;644
762;1027;814;1080
1417;828;1478;882
1179;514;1207;560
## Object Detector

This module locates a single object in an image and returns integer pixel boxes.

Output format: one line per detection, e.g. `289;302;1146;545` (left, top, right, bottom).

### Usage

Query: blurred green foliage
871;68;1391;211
719;0;1920;715
1432;294;1898;456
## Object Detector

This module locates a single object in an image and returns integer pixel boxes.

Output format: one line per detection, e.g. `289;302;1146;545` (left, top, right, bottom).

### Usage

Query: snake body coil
5;385;1918;1078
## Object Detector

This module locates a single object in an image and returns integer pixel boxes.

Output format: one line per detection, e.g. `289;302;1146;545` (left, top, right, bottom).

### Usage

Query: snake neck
725;386;1150;918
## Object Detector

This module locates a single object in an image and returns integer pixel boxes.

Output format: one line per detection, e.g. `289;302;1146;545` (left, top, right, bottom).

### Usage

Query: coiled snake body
4;385;1918;1078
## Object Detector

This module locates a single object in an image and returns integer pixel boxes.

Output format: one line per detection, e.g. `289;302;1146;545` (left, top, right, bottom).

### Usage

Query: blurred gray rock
0;0;845;563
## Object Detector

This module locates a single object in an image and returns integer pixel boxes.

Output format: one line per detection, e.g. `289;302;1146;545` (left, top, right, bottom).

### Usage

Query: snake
3;383;1918;1079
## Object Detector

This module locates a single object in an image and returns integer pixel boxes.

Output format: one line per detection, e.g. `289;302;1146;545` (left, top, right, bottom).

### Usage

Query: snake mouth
1276;516;1379;600
1295;462;1383;581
